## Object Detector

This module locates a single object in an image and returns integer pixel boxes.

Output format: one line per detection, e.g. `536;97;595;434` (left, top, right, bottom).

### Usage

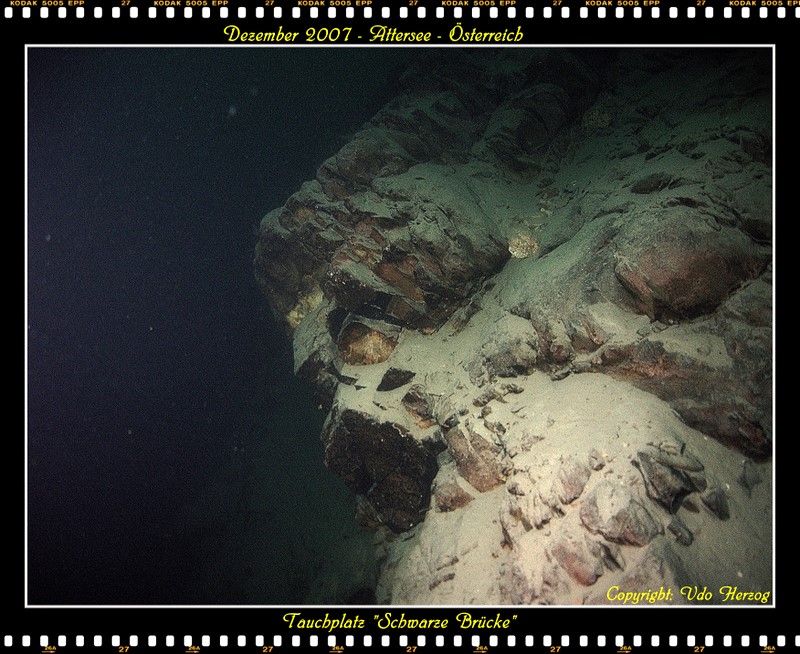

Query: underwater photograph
27;46;772;606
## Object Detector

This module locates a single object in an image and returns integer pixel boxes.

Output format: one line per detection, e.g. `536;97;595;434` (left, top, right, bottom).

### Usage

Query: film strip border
2;2;799;19
2;633;800;650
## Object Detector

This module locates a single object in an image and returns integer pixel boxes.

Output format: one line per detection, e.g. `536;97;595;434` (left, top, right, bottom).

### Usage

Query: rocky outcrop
255;50;598;333
254;49;772;605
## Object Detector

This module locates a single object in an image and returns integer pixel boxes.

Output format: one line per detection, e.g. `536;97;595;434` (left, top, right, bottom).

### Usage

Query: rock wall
254;49;772;605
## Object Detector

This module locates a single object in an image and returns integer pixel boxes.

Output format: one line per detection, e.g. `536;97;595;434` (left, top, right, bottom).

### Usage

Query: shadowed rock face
255;49;772;605
321;408;442;533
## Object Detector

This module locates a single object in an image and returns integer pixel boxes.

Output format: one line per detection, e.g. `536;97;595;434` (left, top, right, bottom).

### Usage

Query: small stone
668;515;694;546
473;386;504;407
434;479;475;512
587;448;605;471
429;570;456;591
633;451;695;514
401;385;437;429
701;486;731;520
738;459;763;497
377;367;416;392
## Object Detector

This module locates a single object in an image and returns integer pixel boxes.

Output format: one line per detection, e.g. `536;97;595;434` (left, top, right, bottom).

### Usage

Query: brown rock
550;533;604;586
401;385;437;429
580;481;662;547
338;322;397;365
443;423;505;493
434;478;475;513
614;206;765;321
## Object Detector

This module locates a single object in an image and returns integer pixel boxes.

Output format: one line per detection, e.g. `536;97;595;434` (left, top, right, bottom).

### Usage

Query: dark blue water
27;48;409;605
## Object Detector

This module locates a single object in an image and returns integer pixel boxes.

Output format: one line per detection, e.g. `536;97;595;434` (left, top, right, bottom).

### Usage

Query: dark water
26;48;410;605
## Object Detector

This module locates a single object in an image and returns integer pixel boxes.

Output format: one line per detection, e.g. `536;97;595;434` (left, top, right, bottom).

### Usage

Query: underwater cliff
254;48;772;605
